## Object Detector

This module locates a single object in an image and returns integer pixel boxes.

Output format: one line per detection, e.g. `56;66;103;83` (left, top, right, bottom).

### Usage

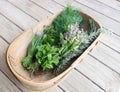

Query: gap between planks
0;35;104;92
53;0;120;36
0;27;118;92
89;54;120;75
0;13;23;31
74;0;120;23
1;0;120;59
96;0;120;11
74;68;106;92
52;0;120;52
3;0;120;37
0;0;120;91
2;0;120;37
0;35;105;92
0;69;23;92
6;0;39;21
0;0;119;71
29;0;54;14
0;0;120;75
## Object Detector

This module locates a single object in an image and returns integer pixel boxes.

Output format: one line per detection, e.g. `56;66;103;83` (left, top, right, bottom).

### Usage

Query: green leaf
36;43;59;71
47;54;52;60
22;56;32;68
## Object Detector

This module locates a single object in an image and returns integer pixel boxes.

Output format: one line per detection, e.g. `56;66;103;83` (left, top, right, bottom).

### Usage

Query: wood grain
0;14;22;43
0;37;28;92
76;55;120;91
0;0;120;92
100;33;120;53
54;0;120;36
90;43;120;74
48;87;63;92
53;0;120;53
7;0;52;21
60;70;104;92
76;0;120;22
0;0;36;30
6;10;101;91
0;37;63;92
0;71;21;92
30;0;63;13
97;0;120;11
0;14;63;92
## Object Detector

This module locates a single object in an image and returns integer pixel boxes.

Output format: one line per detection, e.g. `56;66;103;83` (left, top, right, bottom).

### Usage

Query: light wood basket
6;12;101;92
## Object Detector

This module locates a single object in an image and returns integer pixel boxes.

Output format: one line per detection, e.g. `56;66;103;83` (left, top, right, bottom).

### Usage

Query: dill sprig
44;5;83;45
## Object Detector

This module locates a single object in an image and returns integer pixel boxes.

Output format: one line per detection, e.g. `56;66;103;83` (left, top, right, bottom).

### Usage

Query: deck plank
100;34;120;53
0;1;63;91
0;15;63;92
54;0;120;36
0;0;120;92
7;0;120;54
0;37;28;92
76;55;120;91
54;0;120;22
0;37;63;92
53;0;120;53
96;0;120;11
0;17;105;92
0;1;104;91
7;0;51;21
48;87;63;92
0;71;21;92
90;43;120;74
0;0;36;30
0;14;22;43
76;0;120;23
30;0;64;13
60;70;104;92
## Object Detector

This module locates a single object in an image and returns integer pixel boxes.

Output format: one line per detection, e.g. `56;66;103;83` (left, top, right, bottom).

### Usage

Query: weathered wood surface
0;70;21;92
0;0;36;30
75;0;120;23
0;0;120;92
7;0;51;21
97;0;120;11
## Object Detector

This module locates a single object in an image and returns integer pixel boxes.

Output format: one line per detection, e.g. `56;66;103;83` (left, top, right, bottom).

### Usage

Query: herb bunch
21;5;101;75
53;19;101;74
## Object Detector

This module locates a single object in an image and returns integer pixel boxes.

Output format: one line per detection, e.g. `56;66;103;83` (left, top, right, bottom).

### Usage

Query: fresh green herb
44;5;83;45
36;43;59;71
53;19;101;74
21;5;101;75
22;35;42;68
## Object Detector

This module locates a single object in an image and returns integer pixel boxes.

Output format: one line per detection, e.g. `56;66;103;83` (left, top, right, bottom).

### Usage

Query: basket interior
7;12;100;83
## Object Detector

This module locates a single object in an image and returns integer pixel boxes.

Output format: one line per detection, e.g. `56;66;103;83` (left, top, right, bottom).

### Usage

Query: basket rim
6;11;102;86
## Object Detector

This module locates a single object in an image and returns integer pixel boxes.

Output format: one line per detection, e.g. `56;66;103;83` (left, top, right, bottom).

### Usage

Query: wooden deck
0;0;120;92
